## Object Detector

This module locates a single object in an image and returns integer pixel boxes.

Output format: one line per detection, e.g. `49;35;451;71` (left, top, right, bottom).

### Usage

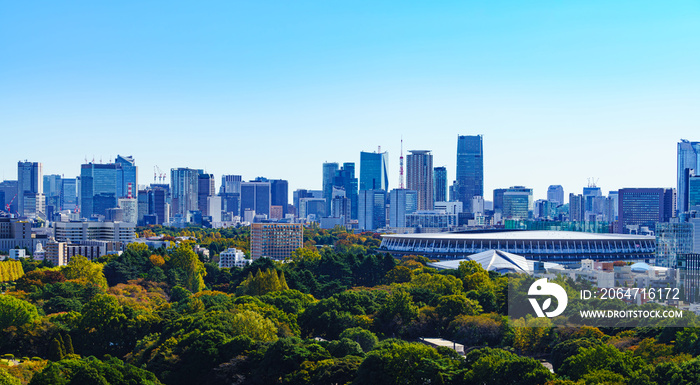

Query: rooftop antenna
399;137;404;189
378;145;381;153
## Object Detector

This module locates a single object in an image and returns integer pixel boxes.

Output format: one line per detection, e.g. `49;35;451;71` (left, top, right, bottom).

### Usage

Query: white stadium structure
379;230;655;264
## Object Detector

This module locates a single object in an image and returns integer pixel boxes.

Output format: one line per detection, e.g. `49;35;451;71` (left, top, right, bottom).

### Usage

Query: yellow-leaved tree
236;268;289;296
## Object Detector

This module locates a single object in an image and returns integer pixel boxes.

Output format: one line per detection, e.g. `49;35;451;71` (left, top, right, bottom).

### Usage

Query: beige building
250;223;303;260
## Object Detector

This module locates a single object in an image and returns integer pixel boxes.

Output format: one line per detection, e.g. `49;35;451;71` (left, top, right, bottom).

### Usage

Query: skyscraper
502;186;533;220
322;162;339;215
241;181;271;218
617;188;675;234
456;135;484;211
334;163;358;219
197;173;215;216
678;140;700;214
270;179;289;216
547;185;564;206
433;166;447;203
115;155;138;198
18;161;43;218
170;168;200;216
220;175;242;194
359;189;386;230
360;151;389;191
389;189;417;228
406;150;433;210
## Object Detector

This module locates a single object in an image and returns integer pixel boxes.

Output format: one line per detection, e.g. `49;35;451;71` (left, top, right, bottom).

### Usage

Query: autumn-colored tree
61;255;108;290
236;269;290;296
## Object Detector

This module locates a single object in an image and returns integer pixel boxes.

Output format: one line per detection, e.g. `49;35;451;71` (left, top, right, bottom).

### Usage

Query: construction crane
5;194;16;212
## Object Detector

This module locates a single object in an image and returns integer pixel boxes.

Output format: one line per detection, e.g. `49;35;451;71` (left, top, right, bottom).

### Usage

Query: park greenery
0;224;700;384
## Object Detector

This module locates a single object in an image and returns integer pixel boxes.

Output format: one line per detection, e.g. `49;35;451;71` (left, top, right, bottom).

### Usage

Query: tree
558;344;650;382
436;294;482;319
61;255;107;289
236;269;289;296
0;367;21;385
339;327;378;352
169;244;206;293
0;295;39;329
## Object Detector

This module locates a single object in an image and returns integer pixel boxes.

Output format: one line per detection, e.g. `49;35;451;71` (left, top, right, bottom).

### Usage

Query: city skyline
3;2;699;200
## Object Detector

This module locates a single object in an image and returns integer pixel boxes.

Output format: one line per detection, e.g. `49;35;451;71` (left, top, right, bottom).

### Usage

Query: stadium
379;230;656;264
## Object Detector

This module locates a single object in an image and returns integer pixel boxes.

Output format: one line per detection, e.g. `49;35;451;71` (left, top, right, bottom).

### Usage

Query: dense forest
2;225;700;385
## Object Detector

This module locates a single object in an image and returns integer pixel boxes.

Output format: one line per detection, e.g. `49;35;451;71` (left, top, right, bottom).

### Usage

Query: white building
9;249;27;259
219;248;252;269
53;221;136;244
118;198;138;224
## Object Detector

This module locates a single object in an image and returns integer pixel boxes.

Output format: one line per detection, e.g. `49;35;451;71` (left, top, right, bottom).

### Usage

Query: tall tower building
270;179;289;216
389;189;417;228
547;185;564;206
115;155;138;198
18;161;43;217
322;162;339;216
197;173;215;216
360;151;389;191
433;166;447;203
678;140;700;214
359;189;386;230
334;163;358;219
241;181;271;218
407;150;434;210
220;175;242;194
456;135;484;212
170;168;200;216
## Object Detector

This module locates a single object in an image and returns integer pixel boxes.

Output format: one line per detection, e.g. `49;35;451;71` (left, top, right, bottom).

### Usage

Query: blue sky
2;1;699;200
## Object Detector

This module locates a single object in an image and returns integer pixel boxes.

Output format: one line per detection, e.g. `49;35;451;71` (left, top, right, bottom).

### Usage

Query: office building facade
171;168;200;216
617;188;675;234
547;185;564;206
359;189;386;230
433;166;447;203
406;150;434;210
250;223;303;260
678;140;700;214
389;189;418;228
455;135;483;211
360;151;389;192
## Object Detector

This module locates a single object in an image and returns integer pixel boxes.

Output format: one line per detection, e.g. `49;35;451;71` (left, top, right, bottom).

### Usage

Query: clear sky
2;1;699;201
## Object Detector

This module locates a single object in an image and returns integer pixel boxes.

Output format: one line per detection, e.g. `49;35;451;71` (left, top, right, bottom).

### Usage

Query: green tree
0;295;39;329
0;367;21;385
169;244;206;293
339;327;378;352
462;347;554;385
559;344;650;382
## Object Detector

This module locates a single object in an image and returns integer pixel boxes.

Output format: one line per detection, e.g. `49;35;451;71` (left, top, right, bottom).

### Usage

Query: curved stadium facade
379;231;656;264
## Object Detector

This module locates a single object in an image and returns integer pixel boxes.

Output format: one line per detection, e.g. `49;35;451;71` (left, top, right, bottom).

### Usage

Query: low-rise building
218;248;252;269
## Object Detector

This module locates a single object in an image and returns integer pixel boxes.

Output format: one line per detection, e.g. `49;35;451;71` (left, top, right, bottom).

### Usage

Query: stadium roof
427;250;563;274
383;230;653;241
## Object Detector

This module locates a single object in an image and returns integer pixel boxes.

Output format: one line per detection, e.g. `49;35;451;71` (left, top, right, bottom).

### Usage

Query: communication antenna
399;137;404;189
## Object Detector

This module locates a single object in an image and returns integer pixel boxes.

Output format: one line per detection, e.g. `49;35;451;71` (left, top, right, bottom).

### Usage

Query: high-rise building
80;163;120;218
198;173;215;216
456;135;484;211
334;163;358;219
220;175;242;194
250;223;303;260
0;181;18;214
171;168;200;216
389;189;418;228
360;151;389;192
617;188;675;234
569;194;585;221
678;140;700;214
270;179;289;216
115;155;138;198
359;189;387;230
502;186;533;220
61;178;78;211
322;162;339;215
688;172;700;212
433;166;447;203
17;161;43;218
493;188;506;213
406;150;434;210
547;185;564;206
241;181;271;218
118;197;138;224
43;174;62;211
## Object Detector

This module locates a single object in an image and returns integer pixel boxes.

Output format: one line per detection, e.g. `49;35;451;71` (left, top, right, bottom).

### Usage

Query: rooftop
382;230;653;241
